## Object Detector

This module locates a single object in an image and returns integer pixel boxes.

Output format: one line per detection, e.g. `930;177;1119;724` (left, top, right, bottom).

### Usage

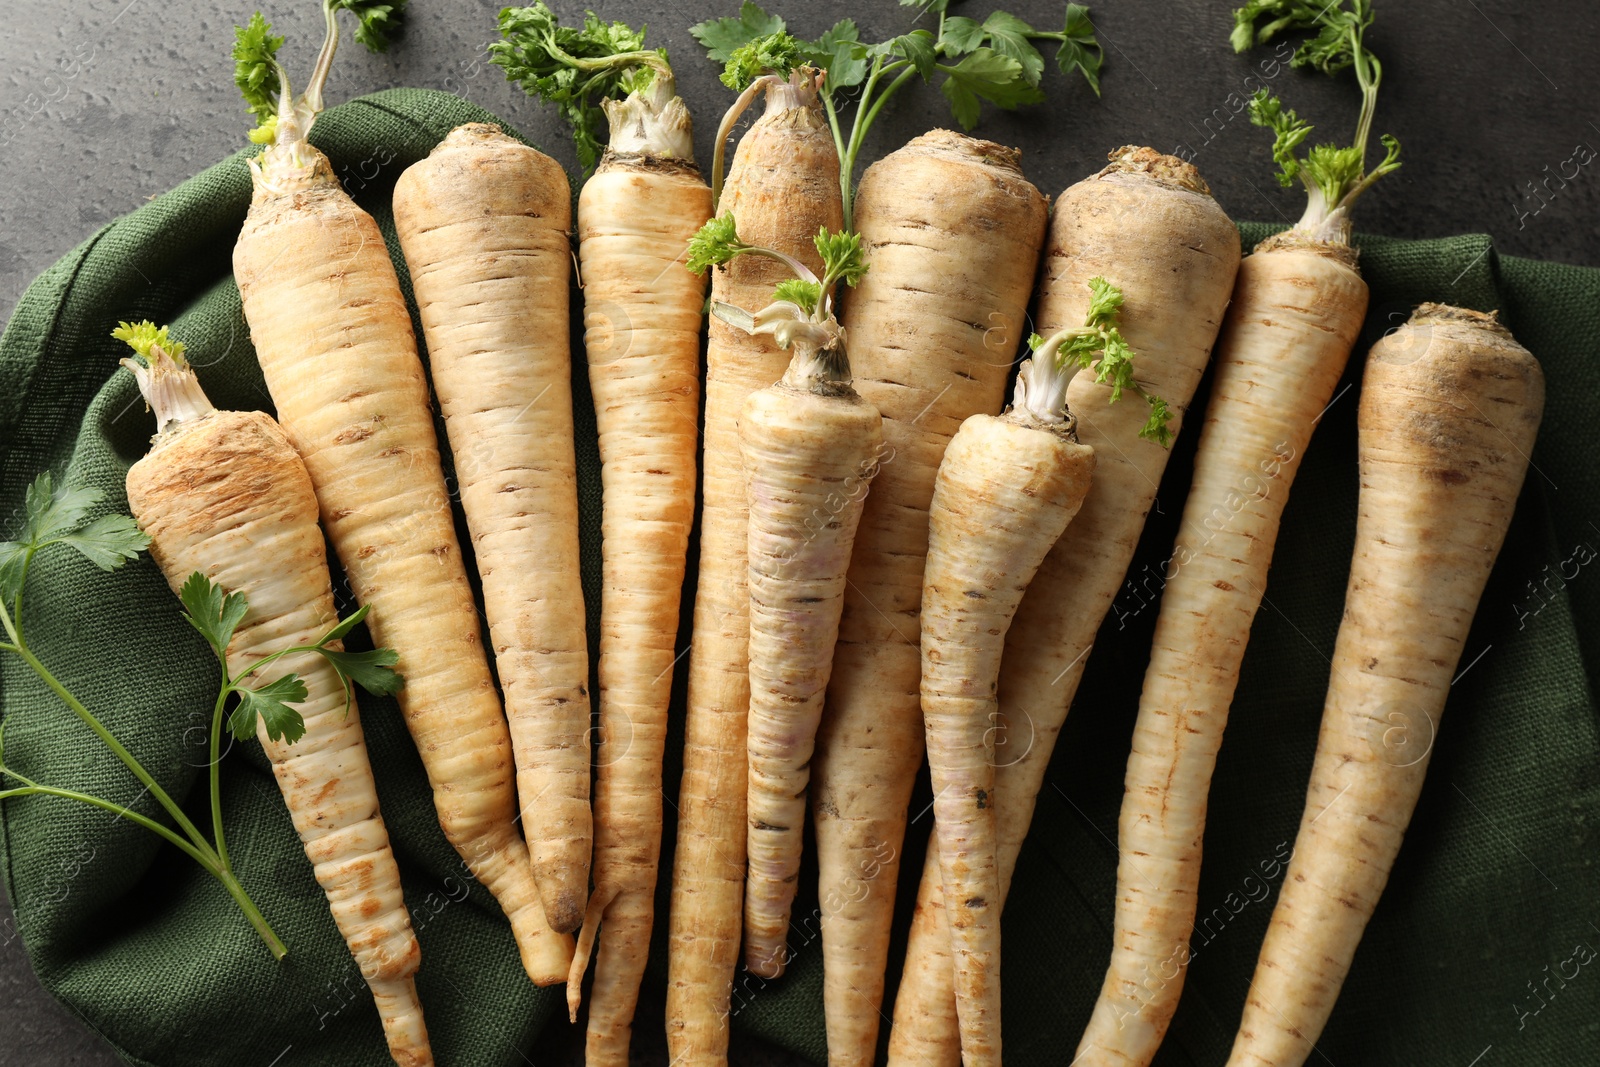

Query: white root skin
667;80;841;1067
1225;306;1543;1067
887;147;1241;1067
741;380;883;979
568;149;711;1061
814;129;1048;1066
126;408;432;1067
922;412;1095;1067
393;123;593;938
1076;244;1368;1066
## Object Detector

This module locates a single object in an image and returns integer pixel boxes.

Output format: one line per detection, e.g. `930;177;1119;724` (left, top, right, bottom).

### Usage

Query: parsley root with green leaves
1076;6;1400;1063
230;5;574;985
1226;308;1542;1067
687;10;1096;1052
667;65;843;1067
490;9;712;1049
116;324;431;1067
689;218;884;981
920;278;1186;1066
888;147;1242;1067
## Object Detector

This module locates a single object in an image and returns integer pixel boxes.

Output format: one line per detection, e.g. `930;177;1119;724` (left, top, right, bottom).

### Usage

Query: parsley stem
228;643;318;688
820;89;850;215
9;640;213;857
217;867;289;961
302;0;343;119
712;75;773;211
0;777;286;958
209;682;231;871
733;243;822;285
0;782;216;869
9;545;36;647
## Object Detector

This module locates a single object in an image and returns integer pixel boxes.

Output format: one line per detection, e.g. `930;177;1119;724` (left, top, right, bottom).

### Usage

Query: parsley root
492;5;713;1053
230;7;572;985
888;148;1241;1067
393;123;593;939
667;69;842;1067
694;222;882;980
119;328;431;1067
811;129;1048;1065
1226;306;1543;1067
920;348;1097;1067
1078;6;1400;1058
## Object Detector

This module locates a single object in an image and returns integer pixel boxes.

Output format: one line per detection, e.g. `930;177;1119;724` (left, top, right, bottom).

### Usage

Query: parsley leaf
23;474;101;545
0;544;25;610
491;3;663;175
1056;4;1104;96
981;12;1046;86
773;279;823;314
179;571;249;660
319;647;404;699
1034;278;1172;445
56;516;148;573
328;0;409;54
940;48;1045;130
0;474;149;606
230;675;309;744
722;31;807;90
315;602;372;646
941;17;989;55
687;214;746;274
887;30;938;79
815;227;869;289
111;321;186;365
233;12;284;127
691;1;787;63
1143;396;1173;447
1248;90;1312;186
805;20;870;91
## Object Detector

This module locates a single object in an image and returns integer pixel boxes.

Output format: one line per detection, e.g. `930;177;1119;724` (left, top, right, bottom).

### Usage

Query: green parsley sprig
1233;0;1401;239
687;214;868;378
692;1;1106;230
1019;278;1172;445
490;3;676;176
688;214;868;321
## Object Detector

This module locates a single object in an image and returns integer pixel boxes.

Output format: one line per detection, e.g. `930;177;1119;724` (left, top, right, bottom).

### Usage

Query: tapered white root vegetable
1075;235;1368;1064
922;384;1097;1066
667;73;842;1066
393;123;592;938
233;103;571;982
887;147;1241;1067
742;334;883;979
123;345;432;1067
1225;305;1543;1067
564;84;712;1060
813;129;1047;1064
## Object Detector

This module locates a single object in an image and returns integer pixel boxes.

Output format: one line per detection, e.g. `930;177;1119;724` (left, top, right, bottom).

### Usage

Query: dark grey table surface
1;0;1596;1064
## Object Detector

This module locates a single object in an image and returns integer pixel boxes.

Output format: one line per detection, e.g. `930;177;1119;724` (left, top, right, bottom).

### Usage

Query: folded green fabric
0;88;1595;1067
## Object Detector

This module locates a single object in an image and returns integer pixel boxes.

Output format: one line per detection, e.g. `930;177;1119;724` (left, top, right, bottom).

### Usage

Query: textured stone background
1;0;1596;1063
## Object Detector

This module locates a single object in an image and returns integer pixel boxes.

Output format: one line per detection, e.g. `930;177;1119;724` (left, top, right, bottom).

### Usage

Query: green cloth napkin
1;88;1596;1066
